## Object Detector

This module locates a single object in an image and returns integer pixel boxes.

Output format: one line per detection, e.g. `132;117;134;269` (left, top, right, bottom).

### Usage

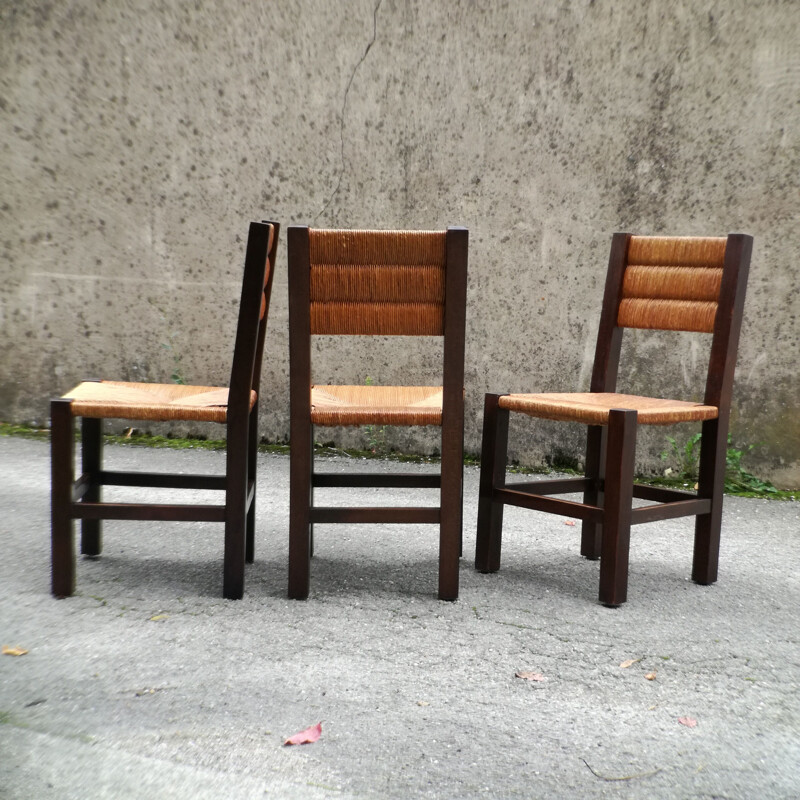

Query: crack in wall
314;0;383;222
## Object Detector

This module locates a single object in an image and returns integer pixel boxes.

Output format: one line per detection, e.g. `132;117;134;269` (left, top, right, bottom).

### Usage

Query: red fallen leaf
564;520;576;526
284;722;322;746
515;671;545;682
678;716;697;728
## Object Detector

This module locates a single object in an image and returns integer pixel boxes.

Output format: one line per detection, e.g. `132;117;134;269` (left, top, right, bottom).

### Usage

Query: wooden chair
51;220;279;600
288;226;468;600
476;233;752;606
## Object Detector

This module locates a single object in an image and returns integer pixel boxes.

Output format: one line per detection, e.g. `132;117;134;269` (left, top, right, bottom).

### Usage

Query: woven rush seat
310;384;443;426
498;392;718;426
62;380;256;424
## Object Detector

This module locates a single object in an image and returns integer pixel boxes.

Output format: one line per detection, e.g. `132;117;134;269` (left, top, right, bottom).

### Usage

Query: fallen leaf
515;671;545;682
564;520;576;526
284;722;322;746
645;671;657;681
2;645;28;657
619;658;642;669
149;614;168;622
678;716;698;728
416;701;430;707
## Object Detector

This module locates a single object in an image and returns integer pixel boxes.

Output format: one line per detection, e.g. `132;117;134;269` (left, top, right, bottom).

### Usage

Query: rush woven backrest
308;229;447;336
617;236;727;333
51;220;280;601
593;233;751;409
288;225;468;602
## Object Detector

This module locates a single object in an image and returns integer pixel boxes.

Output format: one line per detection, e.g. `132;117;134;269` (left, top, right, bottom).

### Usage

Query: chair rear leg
692;417;726;585
598;409;637;607
475;394;509;573
439;405;464;601
224;419;248;600
80;417;103;557
51;400;76;598
245;404;258;564
581;425;605;560
289;422;313;599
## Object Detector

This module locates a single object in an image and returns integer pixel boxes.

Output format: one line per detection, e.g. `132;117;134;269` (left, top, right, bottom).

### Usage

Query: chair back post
703;233;753;414
589;231;630;393
288;224;313;439
442;227;468;422
251;220;280;393
228;221;275;423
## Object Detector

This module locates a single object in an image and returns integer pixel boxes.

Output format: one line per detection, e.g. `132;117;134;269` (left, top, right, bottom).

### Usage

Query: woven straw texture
309;230;447;336
63;380;255;423
498;392;718;426
310;384;443;427
618;235;727;333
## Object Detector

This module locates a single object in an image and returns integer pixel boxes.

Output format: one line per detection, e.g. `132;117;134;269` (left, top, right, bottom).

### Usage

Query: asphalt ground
1;435;798;799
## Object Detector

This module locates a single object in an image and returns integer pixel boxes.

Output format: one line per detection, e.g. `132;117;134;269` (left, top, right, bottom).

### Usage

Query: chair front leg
288;420;313;599
475;394;510;573
51;400;76;598
80;416;103;556
246;403;258;564
224;415;248;600
598;409;637;607
692;417;727;585
581;425;606;560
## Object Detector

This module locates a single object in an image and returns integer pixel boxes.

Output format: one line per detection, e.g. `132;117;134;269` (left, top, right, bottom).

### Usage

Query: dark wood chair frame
51;220;280;600
475;232;752;606
288;225;468;601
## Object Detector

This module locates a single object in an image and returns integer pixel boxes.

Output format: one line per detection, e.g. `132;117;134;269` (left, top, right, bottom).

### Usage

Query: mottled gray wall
1;0;798;486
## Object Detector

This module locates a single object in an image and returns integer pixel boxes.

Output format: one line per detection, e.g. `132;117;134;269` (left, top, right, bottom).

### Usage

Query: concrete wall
1;0;798;487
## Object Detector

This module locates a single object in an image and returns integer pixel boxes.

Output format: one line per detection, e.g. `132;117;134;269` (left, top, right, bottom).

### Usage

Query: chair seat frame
51;220;279;600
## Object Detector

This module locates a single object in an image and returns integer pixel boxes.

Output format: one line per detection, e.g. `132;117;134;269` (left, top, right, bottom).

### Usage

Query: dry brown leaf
678;716;698;728
515;671;545;682
284;722;322;746
619;658;642;669
2;645;28;657
645;671;657;681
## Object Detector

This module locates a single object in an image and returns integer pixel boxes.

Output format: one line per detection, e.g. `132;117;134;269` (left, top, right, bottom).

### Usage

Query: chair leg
475;394;509;573
439;404;464;601
581;425;606;560
309;463;314;559
223;417;248;600
51;400;76;598
289;421;313;599
245;404;258;564
80;417;103;557
692;417;726;585
598;409;637;607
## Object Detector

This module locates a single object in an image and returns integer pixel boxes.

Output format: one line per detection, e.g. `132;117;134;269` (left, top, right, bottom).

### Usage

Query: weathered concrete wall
1;0;798;486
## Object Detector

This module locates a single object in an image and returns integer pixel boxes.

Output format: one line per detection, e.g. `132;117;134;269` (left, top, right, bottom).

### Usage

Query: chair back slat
617;236;727;333
308;230;447;335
